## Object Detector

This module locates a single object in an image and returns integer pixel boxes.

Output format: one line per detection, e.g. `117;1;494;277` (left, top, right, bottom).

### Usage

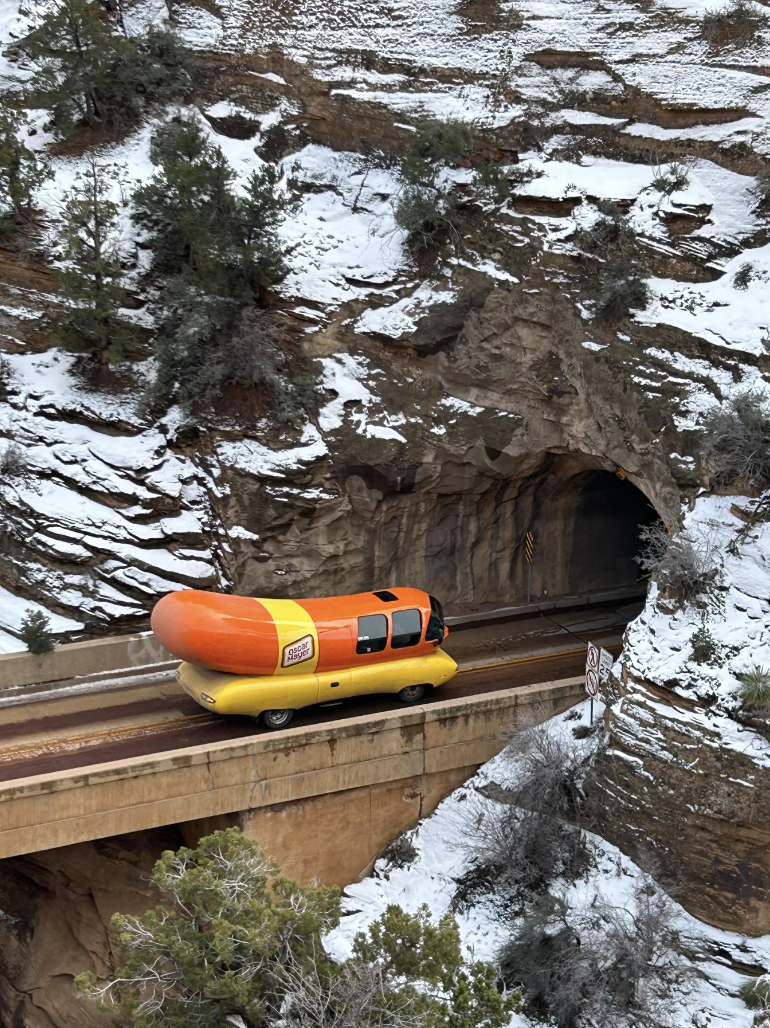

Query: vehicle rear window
391;608;422;649
356;614;388;654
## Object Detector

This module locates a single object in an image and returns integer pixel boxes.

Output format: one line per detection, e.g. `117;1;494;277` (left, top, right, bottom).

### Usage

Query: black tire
398;683;427;704
261;708;295;730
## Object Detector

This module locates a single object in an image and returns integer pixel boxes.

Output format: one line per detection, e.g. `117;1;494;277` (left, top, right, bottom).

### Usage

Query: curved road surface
0;597;643;783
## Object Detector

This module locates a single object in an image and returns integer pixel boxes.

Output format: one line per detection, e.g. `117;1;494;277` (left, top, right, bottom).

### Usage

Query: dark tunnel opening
529;469;662;602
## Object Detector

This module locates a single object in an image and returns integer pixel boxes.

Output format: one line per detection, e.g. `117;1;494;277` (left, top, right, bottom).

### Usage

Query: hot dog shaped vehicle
151;587;457;729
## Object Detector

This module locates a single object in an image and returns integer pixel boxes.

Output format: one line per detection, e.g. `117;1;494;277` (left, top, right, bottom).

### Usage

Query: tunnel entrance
336;452;665;614
528;468;661;603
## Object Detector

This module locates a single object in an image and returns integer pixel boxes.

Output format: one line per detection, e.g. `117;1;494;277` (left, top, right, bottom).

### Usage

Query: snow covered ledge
587;496;770;935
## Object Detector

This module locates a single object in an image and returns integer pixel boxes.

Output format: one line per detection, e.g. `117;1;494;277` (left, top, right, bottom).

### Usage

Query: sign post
525;531;534;604
585;643;614;725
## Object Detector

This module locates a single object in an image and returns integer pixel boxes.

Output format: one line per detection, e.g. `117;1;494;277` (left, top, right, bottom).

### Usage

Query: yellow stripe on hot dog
256;598;319;676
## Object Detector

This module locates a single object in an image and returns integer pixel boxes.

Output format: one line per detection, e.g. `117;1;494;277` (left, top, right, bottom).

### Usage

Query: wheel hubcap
269;709;291;724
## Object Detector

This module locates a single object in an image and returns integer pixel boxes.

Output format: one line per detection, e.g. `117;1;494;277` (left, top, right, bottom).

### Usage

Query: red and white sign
585;641;600;697
282;634;315;668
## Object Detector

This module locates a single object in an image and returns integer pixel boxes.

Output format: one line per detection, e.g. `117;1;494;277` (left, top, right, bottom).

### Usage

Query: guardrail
0;632;174;692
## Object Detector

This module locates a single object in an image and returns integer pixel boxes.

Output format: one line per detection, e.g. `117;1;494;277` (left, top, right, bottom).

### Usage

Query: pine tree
0;106;50;222
25;0;191;136
20;609;55;655
133;119;237;281
27;0;135;132
134;119;291;299
230;165;290;297
55;158;131;361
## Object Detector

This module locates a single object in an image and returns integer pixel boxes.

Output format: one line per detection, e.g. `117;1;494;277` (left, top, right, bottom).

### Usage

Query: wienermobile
151;587;458;729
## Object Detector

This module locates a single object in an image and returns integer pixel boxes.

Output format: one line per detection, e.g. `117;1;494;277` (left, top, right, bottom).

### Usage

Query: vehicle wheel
398;683;427;704
261;708;295;730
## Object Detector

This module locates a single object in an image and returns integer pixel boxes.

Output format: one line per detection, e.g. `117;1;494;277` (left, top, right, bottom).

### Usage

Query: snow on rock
326;700;762;1026
355;282;457;340
217;424;329;478
622;494;770;717
0;583;83;654
278;146;406;307
641;244;770;356
0;352;220;632
318;352;408;442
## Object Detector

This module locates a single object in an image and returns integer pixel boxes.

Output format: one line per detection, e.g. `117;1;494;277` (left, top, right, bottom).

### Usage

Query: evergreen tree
26;0;190;135
76;828;341;1028
55;158;131;361
0;106;50;222
134;119;237;279
149;282;312;421
75;829;517;1028
20;609;54;654
133;119;290;299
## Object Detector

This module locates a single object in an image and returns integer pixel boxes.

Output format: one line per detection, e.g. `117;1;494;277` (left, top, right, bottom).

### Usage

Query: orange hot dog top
151;588;443;675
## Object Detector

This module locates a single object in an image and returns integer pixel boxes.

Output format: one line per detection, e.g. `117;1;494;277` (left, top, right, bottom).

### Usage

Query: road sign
524;531;534;564
599;647;614;683
524;531;534;603
585;641;600;697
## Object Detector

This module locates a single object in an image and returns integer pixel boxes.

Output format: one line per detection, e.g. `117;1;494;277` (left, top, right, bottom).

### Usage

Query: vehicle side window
425;613;444;643
356;614;388;654
391;608;422;649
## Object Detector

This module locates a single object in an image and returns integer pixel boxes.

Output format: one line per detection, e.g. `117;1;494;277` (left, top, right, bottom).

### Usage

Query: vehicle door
350;607;427;697
349;613;396;697
316;668;354;703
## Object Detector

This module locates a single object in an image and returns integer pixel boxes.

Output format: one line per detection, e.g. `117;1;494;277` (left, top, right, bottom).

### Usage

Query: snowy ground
326;699;766;1026
624;494;770;710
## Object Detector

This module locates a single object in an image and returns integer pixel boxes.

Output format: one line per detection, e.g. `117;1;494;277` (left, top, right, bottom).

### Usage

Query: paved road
0;597;643;783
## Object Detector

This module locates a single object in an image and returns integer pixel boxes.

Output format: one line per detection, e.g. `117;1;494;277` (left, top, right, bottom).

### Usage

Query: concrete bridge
0;599;631;884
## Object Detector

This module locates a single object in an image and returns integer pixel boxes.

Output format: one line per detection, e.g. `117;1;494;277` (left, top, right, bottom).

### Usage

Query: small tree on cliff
0;106;50;224
55;158;132;361
75;828;517;1028
26;0;191;135
133;118;290;299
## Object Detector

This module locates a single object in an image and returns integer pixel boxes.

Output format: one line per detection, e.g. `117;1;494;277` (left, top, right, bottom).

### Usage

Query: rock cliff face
224;280;681;609
0;829;184;1028
585;498;770;935
589;672;770;935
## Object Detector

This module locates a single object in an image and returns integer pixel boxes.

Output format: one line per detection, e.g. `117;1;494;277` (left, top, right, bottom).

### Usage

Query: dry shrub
702;0;768;47
703;390;770;492
0;442;26;479
456;721;590;906
636;521;722;604
499;879;688;1028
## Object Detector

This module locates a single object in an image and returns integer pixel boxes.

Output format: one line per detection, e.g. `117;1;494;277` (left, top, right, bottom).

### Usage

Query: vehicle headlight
200;692;216;705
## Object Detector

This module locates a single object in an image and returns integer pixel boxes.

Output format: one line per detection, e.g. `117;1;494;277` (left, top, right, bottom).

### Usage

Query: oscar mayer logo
282;634;315;668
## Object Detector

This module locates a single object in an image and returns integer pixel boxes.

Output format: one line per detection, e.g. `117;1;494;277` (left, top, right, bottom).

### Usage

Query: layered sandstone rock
0;829;183;1028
